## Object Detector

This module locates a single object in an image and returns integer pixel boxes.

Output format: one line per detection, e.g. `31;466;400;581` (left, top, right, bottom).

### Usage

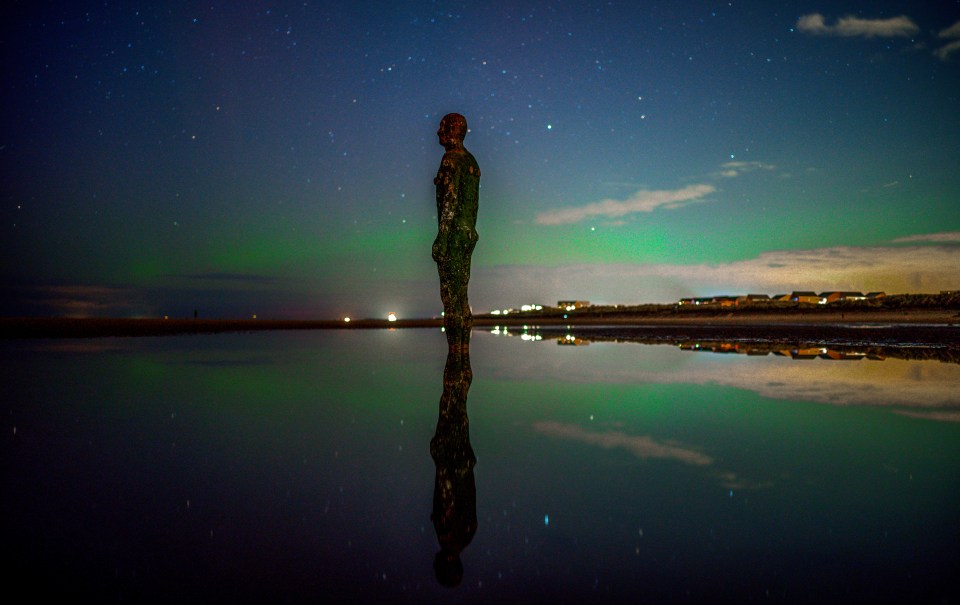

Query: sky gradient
3;1;959;319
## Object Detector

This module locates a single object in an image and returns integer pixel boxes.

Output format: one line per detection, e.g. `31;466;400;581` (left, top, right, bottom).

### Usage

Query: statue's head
438;113;467;150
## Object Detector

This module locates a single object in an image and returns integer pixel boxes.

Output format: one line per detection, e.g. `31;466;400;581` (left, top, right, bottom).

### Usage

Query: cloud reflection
483;335;960;420
533;421;713;466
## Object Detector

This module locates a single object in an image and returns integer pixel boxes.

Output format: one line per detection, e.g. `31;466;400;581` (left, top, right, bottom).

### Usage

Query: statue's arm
432;160;457;262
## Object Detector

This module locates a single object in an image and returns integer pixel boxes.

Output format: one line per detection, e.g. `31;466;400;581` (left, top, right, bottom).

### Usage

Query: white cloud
717;161;775;178
935;39;960;61
797;13;830;34
799;16;960;60
797;13;919;38
939;20;960;39
534;184;715;226
473;242;960;306
10;284;146;317
934;20;960;60
892;231;960;243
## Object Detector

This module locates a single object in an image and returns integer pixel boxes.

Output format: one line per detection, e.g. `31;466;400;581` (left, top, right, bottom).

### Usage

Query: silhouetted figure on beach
430;337;477;587
433;113;480;351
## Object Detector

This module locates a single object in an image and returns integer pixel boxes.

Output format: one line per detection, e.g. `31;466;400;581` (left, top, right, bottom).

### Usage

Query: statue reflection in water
430;331;477;587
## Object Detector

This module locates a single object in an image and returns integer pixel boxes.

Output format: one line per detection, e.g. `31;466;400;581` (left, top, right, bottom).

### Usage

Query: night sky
3;1;959;319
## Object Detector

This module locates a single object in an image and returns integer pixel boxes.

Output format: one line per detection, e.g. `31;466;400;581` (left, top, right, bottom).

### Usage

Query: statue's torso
435;149;480;230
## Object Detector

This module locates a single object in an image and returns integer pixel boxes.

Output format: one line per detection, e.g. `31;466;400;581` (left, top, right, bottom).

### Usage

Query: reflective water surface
2;329;959;603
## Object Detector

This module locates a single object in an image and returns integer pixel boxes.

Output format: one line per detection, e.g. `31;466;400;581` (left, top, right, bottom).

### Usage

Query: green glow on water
3;331;958;602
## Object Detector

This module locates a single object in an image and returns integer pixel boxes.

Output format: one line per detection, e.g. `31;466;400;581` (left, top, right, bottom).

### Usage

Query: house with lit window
824;291;866;303
820;291;866;304
790;291;823;304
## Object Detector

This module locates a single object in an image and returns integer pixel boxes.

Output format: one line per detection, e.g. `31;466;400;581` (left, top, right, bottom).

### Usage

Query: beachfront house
820;291;866;304
714;296;739;307
558;300;590;311
790;291;823;304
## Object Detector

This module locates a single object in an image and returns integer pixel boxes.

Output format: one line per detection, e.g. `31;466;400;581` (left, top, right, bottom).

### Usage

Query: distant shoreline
2;309;958;339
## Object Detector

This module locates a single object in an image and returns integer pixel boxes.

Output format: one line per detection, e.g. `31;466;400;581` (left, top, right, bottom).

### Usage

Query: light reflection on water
2;329;958;603
482;328;960;419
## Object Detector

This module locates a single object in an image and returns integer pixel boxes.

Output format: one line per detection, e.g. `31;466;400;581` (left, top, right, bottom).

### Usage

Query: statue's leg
438;259;472;350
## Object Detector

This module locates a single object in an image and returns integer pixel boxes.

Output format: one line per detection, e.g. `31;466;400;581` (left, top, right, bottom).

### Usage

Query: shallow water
2;329;958;603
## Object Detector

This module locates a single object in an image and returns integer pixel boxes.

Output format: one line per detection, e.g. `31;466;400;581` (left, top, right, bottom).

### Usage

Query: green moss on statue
433;113;480;350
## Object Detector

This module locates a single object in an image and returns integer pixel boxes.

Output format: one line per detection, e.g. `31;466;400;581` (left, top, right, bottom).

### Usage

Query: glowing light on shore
343;317;351;322
387;312;398;322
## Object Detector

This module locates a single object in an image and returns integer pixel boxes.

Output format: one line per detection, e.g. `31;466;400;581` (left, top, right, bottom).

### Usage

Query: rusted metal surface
433;113;480;350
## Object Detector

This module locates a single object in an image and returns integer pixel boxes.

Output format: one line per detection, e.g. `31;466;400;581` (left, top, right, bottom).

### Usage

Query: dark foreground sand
2;309;958;341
